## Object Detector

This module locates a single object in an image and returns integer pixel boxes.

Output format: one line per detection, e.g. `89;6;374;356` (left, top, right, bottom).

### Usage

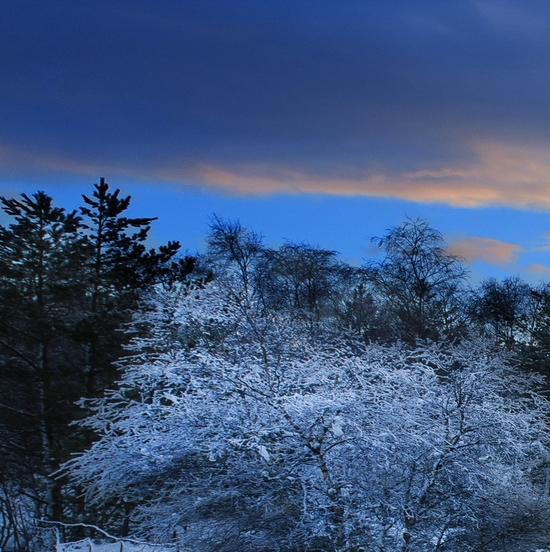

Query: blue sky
2;0;550;283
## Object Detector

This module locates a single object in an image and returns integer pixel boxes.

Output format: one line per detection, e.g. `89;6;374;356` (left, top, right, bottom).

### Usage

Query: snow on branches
65;279;550;552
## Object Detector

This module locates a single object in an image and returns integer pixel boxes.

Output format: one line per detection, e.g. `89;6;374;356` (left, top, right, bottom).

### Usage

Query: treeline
1;180;550;550
205;214;550;369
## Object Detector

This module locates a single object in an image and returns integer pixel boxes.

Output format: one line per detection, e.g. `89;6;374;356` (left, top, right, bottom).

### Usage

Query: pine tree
0;191;86;526
0;180;190;549
77;178;182;394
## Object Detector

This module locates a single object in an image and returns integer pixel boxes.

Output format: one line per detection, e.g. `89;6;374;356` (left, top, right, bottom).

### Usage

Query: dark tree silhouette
0;180;191;550
367;218;468;343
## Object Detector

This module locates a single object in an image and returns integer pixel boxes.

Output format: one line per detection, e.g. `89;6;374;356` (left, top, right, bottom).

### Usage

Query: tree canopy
66;276;550;552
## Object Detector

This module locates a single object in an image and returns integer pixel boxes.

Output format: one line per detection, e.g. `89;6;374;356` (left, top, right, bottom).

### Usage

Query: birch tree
368;218;468;343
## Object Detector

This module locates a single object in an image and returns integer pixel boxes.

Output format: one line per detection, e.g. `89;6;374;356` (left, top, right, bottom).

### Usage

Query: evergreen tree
77;178;182;394
0;180;190;550
0;191;86;527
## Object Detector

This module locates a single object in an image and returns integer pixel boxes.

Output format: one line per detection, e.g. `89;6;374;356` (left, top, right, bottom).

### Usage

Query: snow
64;279;550;551
58;538;176;552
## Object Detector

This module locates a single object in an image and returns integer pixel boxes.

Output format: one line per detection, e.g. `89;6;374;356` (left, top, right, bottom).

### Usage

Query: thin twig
38;520;175;548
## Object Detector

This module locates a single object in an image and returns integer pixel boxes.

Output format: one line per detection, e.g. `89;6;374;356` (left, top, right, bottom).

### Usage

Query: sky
2;0;550;283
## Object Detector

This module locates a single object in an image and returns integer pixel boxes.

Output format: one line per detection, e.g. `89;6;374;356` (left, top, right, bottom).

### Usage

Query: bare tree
368;218;468;343
205;215;264;301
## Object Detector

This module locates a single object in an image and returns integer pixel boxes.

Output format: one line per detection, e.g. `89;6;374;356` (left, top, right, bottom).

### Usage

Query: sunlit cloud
527;263;550;274
447;237;523;267
5;140;550;212
172;141;550;209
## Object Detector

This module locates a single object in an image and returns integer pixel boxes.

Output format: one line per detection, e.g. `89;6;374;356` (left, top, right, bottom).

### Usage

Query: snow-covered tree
66;278;550;552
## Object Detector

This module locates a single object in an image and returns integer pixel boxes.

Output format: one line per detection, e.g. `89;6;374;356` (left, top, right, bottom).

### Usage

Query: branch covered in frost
64;279;550;552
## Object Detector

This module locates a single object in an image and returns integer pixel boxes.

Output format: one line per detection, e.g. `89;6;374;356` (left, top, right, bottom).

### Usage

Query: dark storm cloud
2;0;550;204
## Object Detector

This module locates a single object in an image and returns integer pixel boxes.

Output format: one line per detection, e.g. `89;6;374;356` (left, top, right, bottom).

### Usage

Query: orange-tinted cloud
447;237;523;267
175;141;550;209
6;140;550;211
527;263;550;274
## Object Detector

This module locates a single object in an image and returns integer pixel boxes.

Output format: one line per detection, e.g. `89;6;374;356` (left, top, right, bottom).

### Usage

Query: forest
3;179;550;551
